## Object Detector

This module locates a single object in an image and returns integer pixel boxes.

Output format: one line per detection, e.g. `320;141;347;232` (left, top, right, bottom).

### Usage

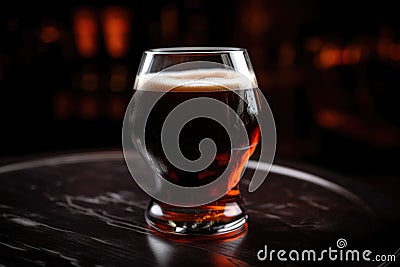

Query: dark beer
135;70;260;189
134;69;261;234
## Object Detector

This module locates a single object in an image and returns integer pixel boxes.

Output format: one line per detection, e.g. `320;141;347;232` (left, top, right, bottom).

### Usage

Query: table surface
0;151;398;267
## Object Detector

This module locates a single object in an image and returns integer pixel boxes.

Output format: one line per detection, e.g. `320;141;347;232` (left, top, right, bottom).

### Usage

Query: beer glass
125;47;262;235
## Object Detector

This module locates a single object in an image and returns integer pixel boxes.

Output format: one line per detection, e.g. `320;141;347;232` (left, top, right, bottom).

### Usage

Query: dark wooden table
0;151;398;266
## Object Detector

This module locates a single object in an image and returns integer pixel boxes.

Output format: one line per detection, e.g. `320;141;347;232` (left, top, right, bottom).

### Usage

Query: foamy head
135;69;257;92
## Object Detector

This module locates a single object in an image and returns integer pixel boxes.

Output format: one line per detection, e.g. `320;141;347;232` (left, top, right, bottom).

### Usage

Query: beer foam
135;69;257;92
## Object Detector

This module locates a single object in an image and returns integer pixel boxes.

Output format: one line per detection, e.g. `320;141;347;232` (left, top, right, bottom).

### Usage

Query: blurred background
0;0;399;184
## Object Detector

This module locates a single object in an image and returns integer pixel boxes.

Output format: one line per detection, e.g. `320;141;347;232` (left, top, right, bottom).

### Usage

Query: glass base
145;187;247;236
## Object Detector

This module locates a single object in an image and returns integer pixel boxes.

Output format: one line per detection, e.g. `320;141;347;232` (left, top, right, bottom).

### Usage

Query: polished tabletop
0;151;398;266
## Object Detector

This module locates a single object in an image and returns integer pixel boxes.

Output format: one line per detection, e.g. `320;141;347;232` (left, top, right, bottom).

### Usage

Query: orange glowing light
318;47;341;69
102;7;131;58
40;25;60;43
225;189;240;197
316;110;345;129
241;0;269;36
73;7;98;58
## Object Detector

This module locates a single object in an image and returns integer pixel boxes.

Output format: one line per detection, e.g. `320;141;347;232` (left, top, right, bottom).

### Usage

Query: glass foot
145;188;247;236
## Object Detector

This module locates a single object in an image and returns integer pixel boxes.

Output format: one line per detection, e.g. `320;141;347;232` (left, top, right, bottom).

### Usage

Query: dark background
0;0;399;186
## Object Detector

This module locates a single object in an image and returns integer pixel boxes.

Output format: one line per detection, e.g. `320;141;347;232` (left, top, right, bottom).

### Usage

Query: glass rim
145;47;246;55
